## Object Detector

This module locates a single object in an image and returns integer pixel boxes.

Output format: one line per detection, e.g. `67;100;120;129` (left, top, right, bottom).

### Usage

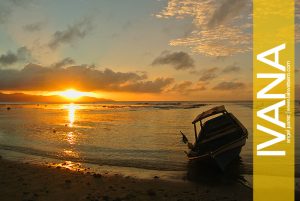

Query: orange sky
0;0;299;101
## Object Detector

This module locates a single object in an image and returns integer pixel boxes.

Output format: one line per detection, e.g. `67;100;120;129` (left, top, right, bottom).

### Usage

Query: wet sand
0;157;252;201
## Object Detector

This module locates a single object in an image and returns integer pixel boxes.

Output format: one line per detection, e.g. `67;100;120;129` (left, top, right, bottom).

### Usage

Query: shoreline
0;157;252;201
0;149;188;181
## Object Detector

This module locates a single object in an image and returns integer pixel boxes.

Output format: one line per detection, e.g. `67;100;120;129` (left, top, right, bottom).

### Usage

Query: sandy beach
0;157;252;201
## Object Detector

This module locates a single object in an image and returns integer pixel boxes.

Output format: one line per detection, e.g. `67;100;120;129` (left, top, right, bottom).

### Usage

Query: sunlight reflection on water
0;101;298;174
65;103;78;127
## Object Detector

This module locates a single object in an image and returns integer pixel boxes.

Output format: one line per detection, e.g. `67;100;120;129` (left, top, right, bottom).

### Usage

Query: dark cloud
208;0;248;28
222;63;241;73
169;81;206;94
0;0;33;24
0;47;32;67
0;64;173;93
48;19;93;49
198;67;219;81
23;21;44;32
213;81;245;90
120;78;174;93
0;4;11;24
196;64;241;82
171;81;193;91
51;57;75;68
8;0;33;6
151;51;195;70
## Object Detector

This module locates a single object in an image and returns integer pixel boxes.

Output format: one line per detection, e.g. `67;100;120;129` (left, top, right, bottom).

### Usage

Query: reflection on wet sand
49;160;85;172
63;149;79;158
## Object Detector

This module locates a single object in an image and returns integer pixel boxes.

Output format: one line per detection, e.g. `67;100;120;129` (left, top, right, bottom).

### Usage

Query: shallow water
0;101;299;181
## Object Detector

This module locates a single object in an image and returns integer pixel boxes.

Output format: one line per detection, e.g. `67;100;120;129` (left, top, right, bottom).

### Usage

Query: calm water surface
0;101;298;180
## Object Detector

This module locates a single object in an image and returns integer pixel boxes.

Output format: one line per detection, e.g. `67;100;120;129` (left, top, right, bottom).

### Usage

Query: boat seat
196;113;242;146
194;129;242;153
200;126;240;144
202;114;234;134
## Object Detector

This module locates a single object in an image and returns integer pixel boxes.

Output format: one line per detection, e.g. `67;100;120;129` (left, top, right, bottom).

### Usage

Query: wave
0;144;186;171
0;102;209;111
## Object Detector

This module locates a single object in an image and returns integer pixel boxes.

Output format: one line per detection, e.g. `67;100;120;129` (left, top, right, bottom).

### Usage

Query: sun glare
60;89;84;100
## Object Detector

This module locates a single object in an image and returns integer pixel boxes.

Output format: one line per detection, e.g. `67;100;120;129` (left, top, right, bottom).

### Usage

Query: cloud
0;63;173;93
169;81;206;94
51;57;75;68
169;25;251;57
151;51;195;70
48;19;93;49
191;63;241;82
157;0;252;56
0;47;32;67
8;0;33;6
23;21;44;32
212;81;245;90
120;78;174;93
0;0;33;24
198;67;219;81
208;0;248;28
222;63;240;73
0;4;11;24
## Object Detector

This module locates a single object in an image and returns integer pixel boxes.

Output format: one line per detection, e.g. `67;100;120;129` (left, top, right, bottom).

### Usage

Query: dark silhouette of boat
181;105;248;171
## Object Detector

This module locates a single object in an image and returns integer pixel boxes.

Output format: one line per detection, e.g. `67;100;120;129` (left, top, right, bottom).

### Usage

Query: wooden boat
182;105;248;171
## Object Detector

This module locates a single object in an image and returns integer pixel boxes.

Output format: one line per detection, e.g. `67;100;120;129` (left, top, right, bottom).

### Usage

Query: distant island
0;92;113;103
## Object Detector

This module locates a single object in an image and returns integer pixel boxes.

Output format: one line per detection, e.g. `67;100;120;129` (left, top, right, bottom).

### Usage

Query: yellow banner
253;0;295;200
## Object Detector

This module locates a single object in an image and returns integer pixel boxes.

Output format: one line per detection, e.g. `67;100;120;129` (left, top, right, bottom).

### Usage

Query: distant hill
0;92;113;103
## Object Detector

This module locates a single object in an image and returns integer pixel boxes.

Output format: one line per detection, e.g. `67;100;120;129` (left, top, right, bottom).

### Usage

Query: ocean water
0;101;299;181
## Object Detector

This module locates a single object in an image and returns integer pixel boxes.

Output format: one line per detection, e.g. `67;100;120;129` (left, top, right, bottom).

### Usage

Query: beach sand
0;157;252;201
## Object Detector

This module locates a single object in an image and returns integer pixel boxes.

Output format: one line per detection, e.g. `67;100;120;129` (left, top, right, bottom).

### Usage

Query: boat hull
187;128;247;171
185;107;248;171
213;146;242;171
188;145;243;171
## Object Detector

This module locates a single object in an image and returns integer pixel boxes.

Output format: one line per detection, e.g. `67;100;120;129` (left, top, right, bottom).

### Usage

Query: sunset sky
0;0;299;101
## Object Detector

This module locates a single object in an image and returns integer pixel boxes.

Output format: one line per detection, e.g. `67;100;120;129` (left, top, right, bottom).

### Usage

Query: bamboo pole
193;123;197;141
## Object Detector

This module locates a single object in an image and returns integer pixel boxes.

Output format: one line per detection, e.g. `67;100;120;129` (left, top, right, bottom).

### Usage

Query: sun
59;89;85;100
